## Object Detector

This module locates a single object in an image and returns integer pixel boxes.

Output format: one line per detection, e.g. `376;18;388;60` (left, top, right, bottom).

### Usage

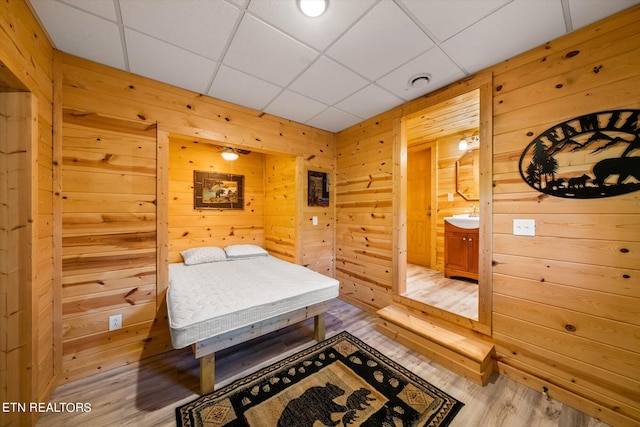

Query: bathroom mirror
456;149;480;201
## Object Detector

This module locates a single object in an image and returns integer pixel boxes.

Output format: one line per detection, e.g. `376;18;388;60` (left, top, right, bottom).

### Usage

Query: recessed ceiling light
298;0;327;17
408;73;432;89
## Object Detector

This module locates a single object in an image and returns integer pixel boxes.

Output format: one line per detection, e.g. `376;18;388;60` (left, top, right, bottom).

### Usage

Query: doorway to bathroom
394;71;493;333
403;93;480;320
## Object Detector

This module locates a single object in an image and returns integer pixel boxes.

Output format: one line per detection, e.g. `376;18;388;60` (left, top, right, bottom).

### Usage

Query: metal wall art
519;109;640;199
194;171;244;209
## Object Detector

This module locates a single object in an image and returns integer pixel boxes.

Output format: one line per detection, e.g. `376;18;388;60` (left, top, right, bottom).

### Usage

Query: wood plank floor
37;298;609;427
403;264;479;320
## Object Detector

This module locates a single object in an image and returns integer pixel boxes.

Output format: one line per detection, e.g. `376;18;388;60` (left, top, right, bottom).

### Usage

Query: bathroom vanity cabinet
444;221;479;281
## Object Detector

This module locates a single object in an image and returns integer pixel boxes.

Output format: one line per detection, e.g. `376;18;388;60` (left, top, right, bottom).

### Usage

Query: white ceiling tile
126;29;216;94
442;0;567;74
209;65;282;110
228;0;249;7
248;0;376;51
569;0;640;30
59;0;117;21
306;108;363;133
30;0;125;69
336;84;403;119
326;0;435;81
264;90;327;124
289;57;369;105
377;47;466;101
223;15;319;86
399;0;511;42
120;0;241;61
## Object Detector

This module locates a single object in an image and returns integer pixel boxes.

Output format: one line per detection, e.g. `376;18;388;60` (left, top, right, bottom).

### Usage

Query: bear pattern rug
176;331;463;427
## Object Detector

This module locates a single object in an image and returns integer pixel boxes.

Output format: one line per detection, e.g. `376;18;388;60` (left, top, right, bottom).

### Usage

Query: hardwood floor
403;264;479;320
37;298;609;427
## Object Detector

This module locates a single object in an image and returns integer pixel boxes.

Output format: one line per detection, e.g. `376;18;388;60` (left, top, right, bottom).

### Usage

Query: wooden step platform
376;304;495;386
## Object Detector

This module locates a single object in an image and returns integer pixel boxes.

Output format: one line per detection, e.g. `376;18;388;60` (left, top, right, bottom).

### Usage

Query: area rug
176;331;463;427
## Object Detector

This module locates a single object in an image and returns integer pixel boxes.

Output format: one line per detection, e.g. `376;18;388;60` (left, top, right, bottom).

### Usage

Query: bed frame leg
314;313;326;342
200;353;215;395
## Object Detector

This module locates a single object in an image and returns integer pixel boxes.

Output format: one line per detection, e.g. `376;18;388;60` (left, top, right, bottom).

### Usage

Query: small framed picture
194;171;244;210
308;170;329;207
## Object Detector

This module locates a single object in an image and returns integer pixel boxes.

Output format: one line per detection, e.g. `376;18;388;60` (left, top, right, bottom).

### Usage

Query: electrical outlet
513;219;535;236
109;314;122;331
312;216;318;226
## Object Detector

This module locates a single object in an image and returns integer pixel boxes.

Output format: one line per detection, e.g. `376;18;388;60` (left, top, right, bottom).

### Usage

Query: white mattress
166;255;339;349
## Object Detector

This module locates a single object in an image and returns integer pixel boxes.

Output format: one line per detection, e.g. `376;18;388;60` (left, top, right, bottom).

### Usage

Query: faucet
469;204;479;217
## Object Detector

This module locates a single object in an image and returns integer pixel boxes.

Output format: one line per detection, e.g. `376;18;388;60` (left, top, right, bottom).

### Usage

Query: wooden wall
490;7;640;426
264;155;336;271
60;114;161;383
168;136;266;263
0;1;56;425
168;138;309;266
336;124;395;312
0;92;38;424
14;1;636;424
264;154;299;263
336;6;640;426
301;164;335;274
58;51;335;382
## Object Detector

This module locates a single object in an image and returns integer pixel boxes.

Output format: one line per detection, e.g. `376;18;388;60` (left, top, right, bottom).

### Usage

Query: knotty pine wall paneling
168;136;265;263
336;127;396;312
336;5;640;426
302;164;335;275
0;92;38;425
490;7;640;426
60;114;161;383
59;50;335;382
0;1;56;424
264;154;298;263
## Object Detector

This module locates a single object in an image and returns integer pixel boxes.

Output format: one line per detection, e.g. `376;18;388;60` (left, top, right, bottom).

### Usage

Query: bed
166;244;339;394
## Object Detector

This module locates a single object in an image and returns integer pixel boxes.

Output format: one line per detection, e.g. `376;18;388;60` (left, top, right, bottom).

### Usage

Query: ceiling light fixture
408;73;431;89
298;0;327;17
221;148;239;161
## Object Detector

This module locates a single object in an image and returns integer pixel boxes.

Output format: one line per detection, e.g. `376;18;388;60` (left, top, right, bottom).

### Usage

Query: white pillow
224;244;268;259
181;246;227;265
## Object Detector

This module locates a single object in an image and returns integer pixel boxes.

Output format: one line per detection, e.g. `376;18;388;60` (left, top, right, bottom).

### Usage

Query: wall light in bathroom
458;136;468;151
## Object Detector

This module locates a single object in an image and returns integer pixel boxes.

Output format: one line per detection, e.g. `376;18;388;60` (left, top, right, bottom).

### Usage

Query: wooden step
376;304;495;386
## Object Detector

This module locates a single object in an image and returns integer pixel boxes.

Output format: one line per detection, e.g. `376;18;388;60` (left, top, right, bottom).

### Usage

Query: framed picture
194;171;244;210
308;170;329;206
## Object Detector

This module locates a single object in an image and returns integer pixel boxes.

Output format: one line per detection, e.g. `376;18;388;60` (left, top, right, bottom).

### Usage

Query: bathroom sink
445;216;479;229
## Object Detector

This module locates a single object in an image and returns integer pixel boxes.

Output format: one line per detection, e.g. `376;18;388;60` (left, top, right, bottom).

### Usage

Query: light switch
312;216;318;226
447;192;454;201
513;219;535;236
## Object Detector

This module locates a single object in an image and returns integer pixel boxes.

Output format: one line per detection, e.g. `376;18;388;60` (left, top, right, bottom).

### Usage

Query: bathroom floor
403;264;479;320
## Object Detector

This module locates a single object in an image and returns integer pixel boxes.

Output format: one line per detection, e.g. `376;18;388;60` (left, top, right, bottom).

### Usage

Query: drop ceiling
30;0;640;133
